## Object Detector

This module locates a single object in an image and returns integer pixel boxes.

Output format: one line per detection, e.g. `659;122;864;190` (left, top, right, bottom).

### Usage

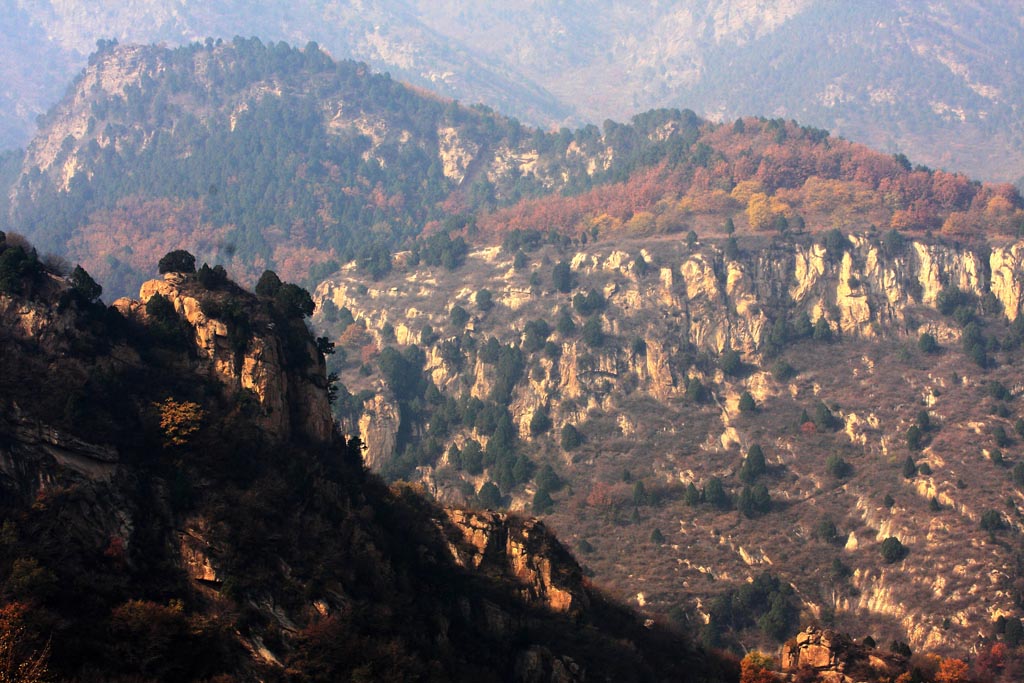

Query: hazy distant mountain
3;1;1024;182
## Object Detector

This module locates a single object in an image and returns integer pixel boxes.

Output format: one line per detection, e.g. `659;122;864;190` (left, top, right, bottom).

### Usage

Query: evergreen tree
902;456;918;478
813;317;833;342
560;424;582;450
739;444;767;483
477;482;502;509
157;250;196;274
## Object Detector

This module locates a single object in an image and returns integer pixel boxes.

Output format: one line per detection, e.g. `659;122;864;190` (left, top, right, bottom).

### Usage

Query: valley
0;33;1022;681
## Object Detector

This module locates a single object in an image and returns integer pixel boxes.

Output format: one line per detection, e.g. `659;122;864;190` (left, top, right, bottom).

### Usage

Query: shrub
650;528;666;544
739;444;766;483
918;332;939;353
154;397;204;447
738;391;756;413
475;288;493;312
255;270;282;297
157;249;196;274
581;317;604;347
980;509;1005;532
552;261;572;293
560;424;582;450
529;407;552;436
0;601;50;681
880;537;907;563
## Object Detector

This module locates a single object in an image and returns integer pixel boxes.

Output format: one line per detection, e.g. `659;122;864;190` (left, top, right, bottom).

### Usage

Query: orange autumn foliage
935;657;969;683
740;651;777;683
0;602;50;683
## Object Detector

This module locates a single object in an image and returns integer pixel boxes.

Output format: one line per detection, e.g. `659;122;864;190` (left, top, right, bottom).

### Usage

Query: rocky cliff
0;245;733;681
314;232;1024;656
320;233;1024;464
114;272;334;444
779;627;905;683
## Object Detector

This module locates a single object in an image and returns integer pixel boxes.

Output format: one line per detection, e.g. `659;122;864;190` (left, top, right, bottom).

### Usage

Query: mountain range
2;23;1024;682
3;0;1024;182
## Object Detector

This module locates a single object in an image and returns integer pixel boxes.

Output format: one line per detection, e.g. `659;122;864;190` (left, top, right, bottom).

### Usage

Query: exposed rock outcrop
117;273;333;444
358;393;402;470
317;235;1024;447
780;627;903;683
443;509;589;616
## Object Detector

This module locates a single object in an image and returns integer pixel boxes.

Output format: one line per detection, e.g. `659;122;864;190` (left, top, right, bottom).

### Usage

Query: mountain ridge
3;1;1024;181
7;39;1023;305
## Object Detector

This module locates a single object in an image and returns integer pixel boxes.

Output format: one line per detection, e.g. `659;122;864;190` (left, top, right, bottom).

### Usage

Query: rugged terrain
6;39;1022;305
2;37;1024;679
4;1;1024;181
315;230;1024;659
0;234;736;681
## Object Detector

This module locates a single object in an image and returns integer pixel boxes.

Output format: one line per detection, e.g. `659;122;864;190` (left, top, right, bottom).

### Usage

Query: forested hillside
6;39;1024;302
4;1;1024;181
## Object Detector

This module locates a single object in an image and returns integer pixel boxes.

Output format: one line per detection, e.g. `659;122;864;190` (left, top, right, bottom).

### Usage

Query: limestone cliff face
318;235;1024;447
358;393;402;470
118;273;333;444
443;509;589;616
314;234;1024;654
22;45;159;191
